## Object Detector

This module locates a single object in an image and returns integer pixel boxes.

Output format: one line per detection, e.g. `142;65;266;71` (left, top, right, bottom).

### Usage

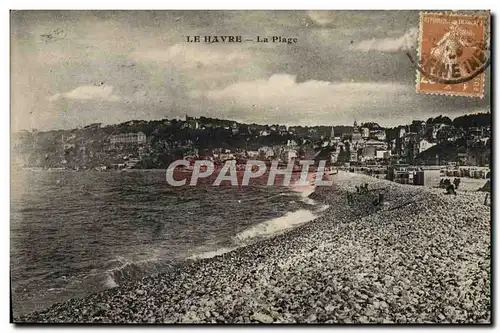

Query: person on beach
445;184;457;195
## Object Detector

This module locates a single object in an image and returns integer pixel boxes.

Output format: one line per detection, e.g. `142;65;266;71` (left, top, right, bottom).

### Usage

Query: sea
10;169;329;317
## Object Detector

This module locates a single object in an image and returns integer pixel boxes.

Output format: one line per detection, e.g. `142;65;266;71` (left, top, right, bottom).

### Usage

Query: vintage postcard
10;10;491;324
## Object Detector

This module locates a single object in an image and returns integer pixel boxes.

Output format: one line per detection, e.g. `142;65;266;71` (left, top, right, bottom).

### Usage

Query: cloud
352;27;418;53
47;85;121;102
12;11;489;132
129;43;251;69
204;74;407;105
197;74;410;125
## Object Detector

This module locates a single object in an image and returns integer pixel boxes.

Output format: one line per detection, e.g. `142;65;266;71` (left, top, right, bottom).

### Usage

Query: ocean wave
103;273;118;288
187;246;238;260
187;208;320;261
103;257;173;285
188;186;328;260
234;209;319;242
58;257;174;293
290;183;330;212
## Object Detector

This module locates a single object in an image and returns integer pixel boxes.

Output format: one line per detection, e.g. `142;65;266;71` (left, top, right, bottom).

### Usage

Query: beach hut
414;169;441;187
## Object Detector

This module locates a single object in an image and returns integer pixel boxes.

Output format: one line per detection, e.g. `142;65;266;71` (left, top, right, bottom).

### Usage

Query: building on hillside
361;127;370;139
330;150;340;164
376;150;391;159
246;150;260;158
467;127;483;140
282;148;298;161
402;133;420;163
231;123;239;135
110;132;147;145
258;146;275;159
418;139;436;153
183;115;200;130
218;153;235;161
362;139;388;160
350;150;358;162
431;123;448;139
259;129;271;136
351;120;362;144
371;129;386;141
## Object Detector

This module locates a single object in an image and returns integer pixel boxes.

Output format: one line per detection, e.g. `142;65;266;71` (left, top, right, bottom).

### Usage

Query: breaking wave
190;185;330;259
234;209;319;242
188;246;239;260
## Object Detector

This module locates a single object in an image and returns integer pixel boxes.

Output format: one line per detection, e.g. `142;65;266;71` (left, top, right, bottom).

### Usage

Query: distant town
11;112;491;176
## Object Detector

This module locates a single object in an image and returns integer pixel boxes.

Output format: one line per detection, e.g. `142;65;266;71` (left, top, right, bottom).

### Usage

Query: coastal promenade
16;172;490;324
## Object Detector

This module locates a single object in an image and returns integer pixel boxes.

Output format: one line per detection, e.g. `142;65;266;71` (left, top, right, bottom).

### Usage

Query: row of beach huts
346;165;490;188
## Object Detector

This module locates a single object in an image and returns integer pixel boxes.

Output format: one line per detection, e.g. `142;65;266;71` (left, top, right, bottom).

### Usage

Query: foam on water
73;256;174;291
290;182;330;211
301;196;317;205
189;183;330;260
188;246;238;260
104;273;118;288
234;209;319;242
190;208;321;260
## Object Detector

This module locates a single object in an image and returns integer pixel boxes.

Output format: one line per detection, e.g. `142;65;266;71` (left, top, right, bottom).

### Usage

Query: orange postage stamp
416;12;490;98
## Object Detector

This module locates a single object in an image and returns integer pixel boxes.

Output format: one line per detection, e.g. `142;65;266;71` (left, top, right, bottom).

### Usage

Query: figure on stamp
430;21;474;68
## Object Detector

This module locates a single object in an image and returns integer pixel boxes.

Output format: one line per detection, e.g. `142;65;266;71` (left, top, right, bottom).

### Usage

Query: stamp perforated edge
415;11;490;98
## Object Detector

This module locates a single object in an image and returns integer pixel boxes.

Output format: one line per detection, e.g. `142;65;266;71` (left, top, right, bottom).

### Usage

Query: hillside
415;137;491;166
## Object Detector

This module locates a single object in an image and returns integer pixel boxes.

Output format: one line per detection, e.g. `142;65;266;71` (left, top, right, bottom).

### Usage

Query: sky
10;10;490;132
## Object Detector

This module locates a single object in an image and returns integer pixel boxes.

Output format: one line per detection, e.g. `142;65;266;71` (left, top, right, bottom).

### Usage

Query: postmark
414;12;490;98
40;28;66;43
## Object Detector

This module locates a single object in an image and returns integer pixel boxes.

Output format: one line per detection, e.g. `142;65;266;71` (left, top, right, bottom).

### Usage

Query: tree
432;115;452;126
436;126;453;143
452;112;491;129
361;122;382;130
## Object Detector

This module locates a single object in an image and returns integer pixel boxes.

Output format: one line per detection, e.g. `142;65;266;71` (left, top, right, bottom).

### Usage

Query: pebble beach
15;171;491;324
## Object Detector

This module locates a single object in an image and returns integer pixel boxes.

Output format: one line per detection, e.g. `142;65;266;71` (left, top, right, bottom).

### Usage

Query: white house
259;130;271;136
246;150;260;158
376;150;391;159
418;139;436;153
258;146;275;159
283;149;298;161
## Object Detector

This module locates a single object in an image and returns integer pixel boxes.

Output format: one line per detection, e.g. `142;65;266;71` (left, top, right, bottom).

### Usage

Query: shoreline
15;172;491;323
